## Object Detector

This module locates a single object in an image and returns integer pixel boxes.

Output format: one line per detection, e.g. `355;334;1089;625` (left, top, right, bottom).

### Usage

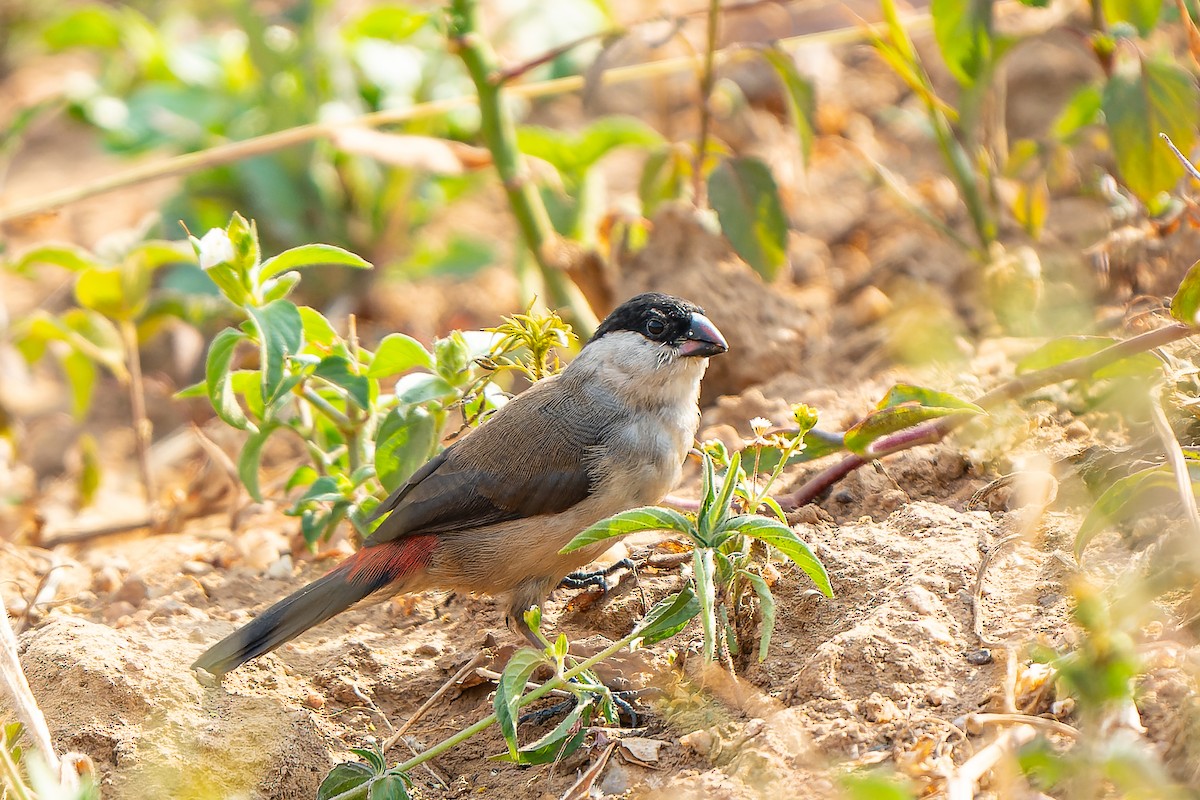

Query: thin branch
963;712;1080;739
945;724;1038;800
972;533;1021;649
382;649;491;754
780;323;1196;509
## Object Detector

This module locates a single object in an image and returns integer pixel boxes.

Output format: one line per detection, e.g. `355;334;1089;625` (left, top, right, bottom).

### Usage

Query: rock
114;576;148;607
861;693;899;724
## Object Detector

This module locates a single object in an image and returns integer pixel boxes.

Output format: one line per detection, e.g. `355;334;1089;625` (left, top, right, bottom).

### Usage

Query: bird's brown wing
364;378;619;545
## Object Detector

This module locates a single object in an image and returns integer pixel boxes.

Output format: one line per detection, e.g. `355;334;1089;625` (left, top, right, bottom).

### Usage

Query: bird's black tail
192;535;437;678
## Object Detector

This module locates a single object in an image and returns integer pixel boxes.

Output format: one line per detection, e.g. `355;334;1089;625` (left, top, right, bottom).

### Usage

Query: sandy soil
5;7;1200;800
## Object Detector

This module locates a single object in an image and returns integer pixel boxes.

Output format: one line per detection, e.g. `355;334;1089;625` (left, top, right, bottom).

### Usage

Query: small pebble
91;566;123;594
181;560;212;576
926;687;955;707
1064;420;1090;439
304;691;326;709
266;555;294;580
414;643;441;657
849;285;892;326
862;692;899;723
115;576;149;606
102;601;136;624
678;729;715;757
966;648;993;666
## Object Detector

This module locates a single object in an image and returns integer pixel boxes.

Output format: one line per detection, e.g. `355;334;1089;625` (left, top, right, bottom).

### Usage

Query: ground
4;4;1200;799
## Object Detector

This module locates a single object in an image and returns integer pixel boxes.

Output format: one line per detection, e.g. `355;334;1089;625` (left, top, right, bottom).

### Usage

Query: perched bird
192;292;727;678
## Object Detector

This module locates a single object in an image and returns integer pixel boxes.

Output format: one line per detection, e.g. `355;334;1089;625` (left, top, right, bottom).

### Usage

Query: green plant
5;226;196;505
1018;580;1189;799
317;589;700;800
0;722;97;800
562;448;832;665
184;212;578;544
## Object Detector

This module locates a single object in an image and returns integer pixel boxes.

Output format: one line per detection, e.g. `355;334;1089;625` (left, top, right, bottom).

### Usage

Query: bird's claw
559;558;637;593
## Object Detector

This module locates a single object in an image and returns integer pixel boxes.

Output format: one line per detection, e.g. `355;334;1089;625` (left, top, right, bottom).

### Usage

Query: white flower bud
197;228;235;271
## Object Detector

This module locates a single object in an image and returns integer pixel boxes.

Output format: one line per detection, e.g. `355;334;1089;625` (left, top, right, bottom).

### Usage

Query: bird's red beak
677;313;728;358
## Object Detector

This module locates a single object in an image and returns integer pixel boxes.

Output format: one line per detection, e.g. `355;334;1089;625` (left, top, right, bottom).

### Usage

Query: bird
192;292;727;679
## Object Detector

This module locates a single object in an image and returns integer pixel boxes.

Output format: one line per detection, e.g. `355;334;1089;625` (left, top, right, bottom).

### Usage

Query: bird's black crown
589;292;704;346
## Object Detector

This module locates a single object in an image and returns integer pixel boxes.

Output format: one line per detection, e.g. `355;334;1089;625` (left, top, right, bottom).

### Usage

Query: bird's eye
646;318;666;336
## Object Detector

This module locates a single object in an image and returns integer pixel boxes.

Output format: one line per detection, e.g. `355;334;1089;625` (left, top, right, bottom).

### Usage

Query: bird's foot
559;558;636;593
518;688;641;727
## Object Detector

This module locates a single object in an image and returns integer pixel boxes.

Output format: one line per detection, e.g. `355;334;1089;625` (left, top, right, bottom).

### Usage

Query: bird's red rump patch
339;535;438;586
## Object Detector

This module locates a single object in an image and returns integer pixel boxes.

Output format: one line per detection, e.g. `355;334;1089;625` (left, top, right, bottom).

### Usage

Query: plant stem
446;0;597;332
323;621;658;800
693;0;721;204
0;744;32;800
302;387;352;428
780;322;1197;509
120;320;156;510
346;315;363;475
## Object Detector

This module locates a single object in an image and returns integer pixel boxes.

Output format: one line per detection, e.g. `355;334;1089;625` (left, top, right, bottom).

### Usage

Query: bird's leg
559;558;637;592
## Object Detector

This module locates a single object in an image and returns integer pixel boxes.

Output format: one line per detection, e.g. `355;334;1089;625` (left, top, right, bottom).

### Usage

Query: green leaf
639;146;693;216
739;569;777;662
702;452;741;542
368;333;435;377
1052;85;1103;142
298;306;339;348
877;384;983;412
932;0;995;85
205;328;253;431
313;355;370;410
43;7;122;50
261;271;302;303
294;476;344;505
1017;335;1161;379
226;213;261;274
75;263;150;320
1103;57;1199;203
839;772;918;800
842;385;984;457
708;157;789;279
560;506;694;554
238;423;279;503
344;5;431;41
1011;176;1049;239
494;648;549;759
368;773;411;800
635;586;700;645
258;244;371;283
61;308;125;373
392;372;456;406
694;549;717;663
246;300;304;405
11;244;97;276
732;516;832;597
491;699;592;764
76;433;102;508
1172;260;1200;325
844;407;951;456
1076;465;1189;558
518;117;662;178
60;349;97;419
759;46;817;164
317;763;376;800
1102;0;1163;35
375;406;438;493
